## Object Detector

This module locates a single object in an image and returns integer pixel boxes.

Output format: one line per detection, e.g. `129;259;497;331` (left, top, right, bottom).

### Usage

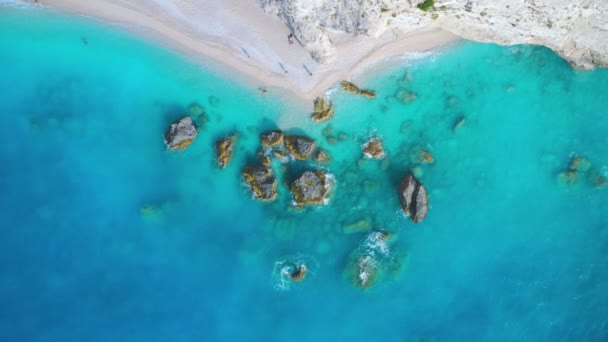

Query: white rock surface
258;0;608;69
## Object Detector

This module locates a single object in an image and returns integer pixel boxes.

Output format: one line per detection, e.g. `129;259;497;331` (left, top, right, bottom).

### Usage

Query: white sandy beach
28;0;459;100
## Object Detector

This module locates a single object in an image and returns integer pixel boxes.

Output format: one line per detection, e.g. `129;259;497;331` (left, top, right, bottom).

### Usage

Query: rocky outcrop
311;97;335;123
290;264;307;282
284;135;316;160
242;166;278;201
291;170;330;205
260;130;284;147
314;149;331;163
341;81;376;99
398;173;429;223
164;116;197;150
362;138;385;159
258;0;608;69
215;135;236;169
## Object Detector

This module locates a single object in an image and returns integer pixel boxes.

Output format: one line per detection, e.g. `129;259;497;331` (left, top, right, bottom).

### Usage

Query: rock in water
341;81;361;94
260;130;284;147
341;81;376;99
359;90;376;99
242;166;278;201
164;116;197;150
290;264;307;282
291;170;330;205
362;138;385;159
569;156;592;172
284;135;316;160
314;149;331;163
395;88;417;104
311;97;335;123
215;135;236;169
398;174;429;223
453;116;466;133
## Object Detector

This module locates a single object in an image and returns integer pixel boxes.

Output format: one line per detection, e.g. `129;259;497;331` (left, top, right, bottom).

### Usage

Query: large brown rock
362;138;385;159
291;170;329;205
398;174;429;223
164;116;197;150
259;130;284;147
284;135;316;160
242;166;278;201
215;135;236;169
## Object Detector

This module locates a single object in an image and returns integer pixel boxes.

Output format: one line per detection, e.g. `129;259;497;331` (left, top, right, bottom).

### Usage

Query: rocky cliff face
258;0;608;69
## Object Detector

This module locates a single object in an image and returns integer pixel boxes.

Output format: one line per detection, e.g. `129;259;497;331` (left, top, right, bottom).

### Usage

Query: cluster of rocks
556;155;606;189
341;81;376;99
245;129;333;206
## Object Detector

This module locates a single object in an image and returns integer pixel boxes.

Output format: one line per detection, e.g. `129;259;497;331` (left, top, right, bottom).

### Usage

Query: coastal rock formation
242;166;278;201
311;97;335;123
341;81;376;99
260;130;284;147
291;170;330;205
215;135;236;169
164;116;197;150
258;0;608;69
398;173;429;223
284;135;316;160
362;138;385;159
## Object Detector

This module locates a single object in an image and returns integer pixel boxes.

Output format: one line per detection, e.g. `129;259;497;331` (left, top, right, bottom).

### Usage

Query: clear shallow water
1;7;608;342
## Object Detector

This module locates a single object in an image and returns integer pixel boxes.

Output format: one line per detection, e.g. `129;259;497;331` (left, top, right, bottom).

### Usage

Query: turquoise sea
1;6;608;341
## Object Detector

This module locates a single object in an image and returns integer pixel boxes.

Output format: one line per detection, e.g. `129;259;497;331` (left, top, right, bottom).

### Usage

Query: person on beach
288;33;294;45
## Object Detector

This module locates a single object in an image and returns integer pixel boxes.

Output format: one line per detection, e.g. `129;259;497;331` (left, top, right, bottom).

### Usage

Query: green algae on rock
242;166;278;201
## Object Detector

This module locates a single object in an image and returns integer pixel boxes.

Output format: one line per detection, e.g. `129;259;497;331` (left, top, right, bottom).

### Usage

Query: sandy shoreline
20;0;460;101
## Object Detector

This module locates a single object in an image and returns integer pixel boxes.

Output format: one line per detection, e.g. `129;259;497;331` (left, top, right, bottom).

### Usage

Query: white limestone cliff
258;0;608;69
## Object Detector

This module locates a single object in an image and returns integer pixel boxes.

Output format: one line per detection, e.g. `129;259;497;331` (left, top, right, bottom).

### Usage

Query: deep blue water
1;6;607;342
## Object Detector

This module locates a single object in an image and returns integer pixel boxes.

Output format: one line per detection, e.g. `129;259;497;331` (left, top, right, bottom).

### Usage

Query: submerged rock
362;138;385;159
398;174;429;223
411;147;434;164
311;97;335;123
569;156;592;172
291;170;330;205
314;149;331;163
395;88;417;104
453;116;466;133
347;231;396;289
556;170;579;187
260;130;284;147
272;150;290;163
164;116;198;150
215;135;236;169
342;218;372;234
242;166;278;201
284;135;316;160
589;170;607;189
